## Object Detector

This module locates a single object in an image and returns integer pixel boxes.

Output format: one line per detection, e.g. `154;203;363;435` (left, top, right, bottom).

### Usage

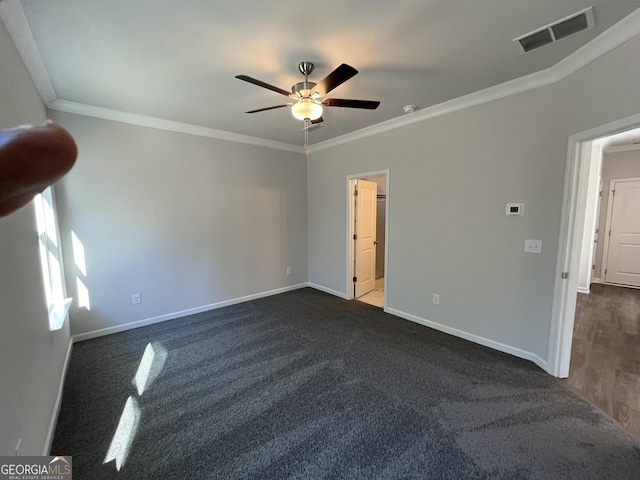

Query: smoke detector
403;105;417;114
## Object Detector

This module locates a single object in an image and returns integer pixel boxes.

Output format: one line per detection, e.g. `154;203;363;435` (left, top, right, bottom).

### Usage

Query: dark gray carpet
52;288;640;479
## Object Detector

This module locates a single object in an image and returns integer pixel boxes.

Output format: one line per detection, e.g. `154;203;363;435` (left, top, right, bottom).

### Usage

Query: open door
354;179;377;297
604;178;640;287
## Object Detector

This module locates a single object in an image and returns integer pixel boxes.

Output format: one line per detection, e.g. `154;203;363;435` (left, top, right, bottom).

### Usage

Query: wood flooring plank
568;283;640;439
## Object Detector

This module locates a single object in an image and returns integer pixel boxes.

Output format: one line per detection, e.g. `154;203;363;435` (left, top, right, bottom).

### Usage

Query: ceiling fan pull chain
304;119;310;157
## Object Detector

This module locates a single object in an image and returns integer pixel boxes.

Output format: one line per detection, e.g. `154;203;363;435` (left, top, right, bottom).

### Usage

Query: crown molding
551;7;640;81
308;68;556;153
311;7;640;153
0;0;56;104
3;0;640;154
49;100;303;153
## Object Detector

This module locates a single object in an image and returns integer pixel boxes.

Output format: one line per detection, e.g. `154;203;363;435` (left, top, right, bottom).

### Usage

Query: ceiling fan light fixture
291;98;323;121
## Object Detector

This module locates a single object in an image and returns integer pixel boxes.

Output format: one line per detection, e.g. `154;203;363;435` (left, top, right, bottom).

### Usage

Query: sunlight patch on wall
71;230;90;310
71;230;87;276
76;277;90;310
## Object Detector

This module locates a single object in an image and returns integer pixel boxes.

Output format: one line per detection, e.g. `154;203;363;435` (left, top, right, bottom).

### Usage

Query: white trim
49;100;303;153
604;144;640;154
346;178;356;300
0;0;57;105
44;336;73;455
549;111;640;378
72;283;308;343
307;283;348;299
3;1;640;152
310;70;556;153
386;307;548;372
577;286;590;294
600;179;618;282
552;7;640;82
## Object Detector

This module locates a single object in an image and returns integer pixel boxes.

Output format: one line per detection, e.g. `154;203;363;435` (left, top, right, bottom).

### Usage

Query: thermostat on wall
506;203;524;216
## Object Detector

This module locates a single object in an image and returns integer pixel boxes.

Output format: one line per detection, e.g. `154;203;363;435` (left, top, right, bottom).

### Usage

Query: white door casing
355;179;377;297
549;112;640;378
604;178;640;287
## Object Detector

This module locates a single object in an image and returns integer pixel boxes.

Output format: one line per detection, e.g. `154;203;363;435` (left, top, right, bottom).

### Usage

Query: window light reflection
103;396;141;471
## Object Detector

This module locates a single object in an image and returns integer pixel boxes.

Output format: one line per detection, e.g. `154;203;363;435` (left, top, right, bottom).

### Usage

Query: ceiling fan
235;61;380;125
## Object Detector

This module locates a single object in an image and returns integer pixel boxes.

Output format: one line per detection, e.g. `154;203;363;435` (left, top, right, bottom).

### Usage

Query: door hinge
354;189;358;196
353;234;357;240
609;229;611;237
605;268;607;275
353;276;357;282
592;264;595;270
561;272;569;279
612;189;616;197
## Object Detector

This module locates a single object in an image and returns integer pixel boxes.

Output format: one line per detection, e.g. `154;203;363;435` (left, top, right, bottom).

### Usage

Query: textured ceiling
10;0;640;146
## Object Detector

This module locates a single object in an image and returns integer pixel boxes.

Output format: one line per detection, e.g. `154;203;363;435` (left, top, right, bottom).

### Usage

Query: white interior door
605;179;640;287
355;179;377;297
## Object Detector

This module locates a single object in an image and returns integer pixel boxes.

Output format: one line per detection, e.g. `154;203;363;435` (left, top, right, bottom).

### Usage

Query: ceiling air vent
514;6;595;54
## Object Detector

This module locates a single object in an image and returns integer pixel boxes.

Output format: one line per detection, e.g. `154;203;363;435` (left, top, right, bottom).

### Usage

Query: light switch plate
524;239;542;254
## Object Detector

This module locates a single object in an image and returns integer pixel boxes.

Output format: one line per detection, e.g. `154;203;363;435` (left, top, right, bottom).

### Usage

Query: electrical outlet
286;267;291;275
433;293;440;305
132;293;141;305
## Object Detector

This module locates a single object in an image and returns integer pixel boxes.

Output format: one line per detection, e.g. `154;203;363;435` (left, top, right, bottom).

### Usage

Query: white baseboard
385;307;549;372
73;283;308;343
307;283;348;299
44;336;73;455
577;286;590;294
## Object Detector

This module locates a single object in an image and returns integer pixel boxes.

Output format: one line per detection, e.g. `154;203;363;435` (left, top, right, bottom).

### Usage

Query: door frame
346;169;390;308
549;112;640;378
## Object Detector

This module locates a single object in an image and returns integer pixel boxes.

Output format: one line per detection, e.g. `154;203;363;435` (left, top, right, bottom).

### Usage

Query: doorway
549;112;640;378
346;170;389;309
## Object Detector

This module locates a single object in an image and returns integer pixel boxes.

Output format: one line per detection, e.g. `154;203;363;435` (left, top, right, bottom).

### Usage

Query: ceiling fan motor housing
292;81;317;97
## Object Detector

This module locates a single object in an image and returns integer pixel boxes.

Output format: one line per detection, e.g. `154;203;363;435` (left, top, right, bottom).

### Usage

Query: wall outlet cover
524;239;542;253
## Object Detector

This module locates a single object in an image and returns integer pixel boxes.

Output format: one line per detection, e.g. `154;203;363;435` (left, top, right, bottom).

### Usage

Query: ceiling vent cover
514;6;595;53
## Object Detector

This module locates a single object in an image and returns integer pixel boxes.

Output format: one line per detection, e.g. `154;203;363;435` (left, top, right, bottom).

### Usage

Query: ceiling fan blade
313;64;358;96
235;75;291;96
322;98;380;109
245;104;290;113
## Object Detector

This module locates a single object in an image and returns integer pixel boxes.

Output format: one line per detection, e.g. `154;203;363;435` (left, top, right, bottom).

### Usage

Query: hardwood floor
567;283;640;437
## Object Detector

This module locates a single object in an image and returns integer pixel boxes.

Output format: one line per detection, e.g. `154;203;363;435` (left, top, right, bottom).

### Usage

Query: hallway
357;277;384;308
567;283;640;437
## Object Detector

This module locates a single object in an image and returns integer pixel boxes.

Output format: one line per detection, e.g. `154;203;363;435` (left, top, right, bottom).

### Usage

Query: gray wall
50;111;308;336
308;33;640;365
594;148;640;278
0;22;72;455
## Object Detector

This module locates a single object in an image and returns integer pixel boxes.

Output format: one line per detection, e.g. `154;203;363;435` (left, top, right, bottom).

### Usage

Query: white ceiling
6;0;640;147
